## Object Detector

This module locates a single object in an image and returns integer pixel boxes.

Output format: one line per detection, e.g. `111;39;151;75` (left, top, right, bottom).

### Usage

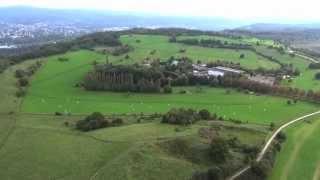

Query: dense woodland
84;64;167;93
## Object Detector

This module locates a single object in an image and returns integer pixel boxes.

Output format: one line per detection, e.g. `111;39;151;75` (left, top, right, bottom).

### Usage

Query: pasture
0;60;268;179
117;35;280;70
269;116;320;180
178;35;279;47
21;50;319;124
2;33;320;180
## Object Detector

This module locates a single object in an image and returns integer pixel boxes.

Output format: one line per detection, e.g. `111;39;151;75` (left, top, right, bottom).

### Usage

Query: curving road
228;110;320;180
295;53;319;64
288;48;319;63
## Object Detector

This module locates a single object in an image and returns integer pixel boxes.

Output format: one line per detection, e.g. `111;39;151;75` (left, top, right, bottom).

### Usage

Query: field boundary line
228;110;320;180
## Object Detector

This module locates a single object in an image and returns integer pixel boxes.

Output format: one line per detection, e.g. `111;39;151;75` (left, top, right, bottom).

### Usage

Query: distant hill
0;6;247;30
237;23;320;32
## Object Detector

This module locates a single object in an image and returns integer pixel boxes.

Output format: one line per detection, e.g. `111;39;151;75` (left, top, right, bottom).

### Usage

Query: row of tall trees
175;38;253;50
84;64;168;93
218;75;320;103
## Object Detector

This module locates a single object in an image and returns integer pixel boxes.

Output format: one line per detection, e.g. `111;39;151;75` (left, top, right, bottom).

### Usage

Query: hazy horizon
0;0;319;23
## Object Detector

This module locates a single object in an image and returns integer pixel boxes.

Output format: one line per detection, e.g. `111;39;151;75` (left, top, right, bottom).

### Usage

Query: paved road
295;53;319;63
288;48;319;63
228;110;320;180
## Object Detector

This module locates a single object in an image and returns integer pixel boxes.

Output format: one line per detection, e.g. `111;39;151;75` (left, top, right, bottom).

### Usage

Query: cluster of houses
192;63;276;86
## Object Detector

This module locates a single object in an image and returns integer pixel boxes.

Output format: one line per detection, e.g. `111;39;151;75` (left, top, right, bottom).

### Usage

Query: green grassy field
0;50;270;180
115;35;280;70
269;116;320;180
178;35;279;47
255;46;320;91
21;50;319;124
2;33;320;180
0;59;268;180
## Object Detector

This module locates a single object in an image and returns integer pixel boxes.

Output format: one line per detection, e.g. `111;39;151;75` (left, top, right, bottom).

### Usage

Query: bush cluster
76;112;123;132
15;61;42;97
161;108;215;125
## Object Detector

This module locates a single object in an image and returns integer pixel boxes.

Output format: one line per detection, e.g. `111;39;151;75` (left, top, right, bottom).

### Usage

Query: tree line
0;31;121;74
15;61;42;97
84;64;169;93
175;38;253;50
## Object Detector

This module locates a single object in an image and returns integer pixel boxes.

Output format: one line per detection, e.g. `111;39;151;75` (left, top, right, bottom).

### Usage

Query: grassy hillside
116;35;280;70
2;33;320;180
269;116;320;180
0;46;271;180
21;50;319;124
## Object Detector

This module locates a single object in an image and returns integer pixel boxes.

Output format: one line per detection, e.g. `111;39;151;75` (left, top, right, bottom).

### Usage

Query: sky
1;0;319;21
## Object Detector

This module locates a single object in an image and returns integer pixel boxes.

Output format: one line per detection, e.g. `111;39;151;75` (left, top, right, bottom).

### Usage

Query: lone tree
240;53;245;59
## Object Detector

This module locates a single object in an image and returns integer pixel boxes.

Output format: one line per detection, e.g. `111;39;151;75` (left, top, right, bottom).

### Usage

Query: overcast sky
1;0;319;21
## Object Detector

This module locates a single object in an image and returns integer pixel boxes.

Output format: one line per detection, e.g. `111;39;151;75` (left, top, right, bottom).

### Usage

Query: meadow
177;35;279;47
269;115;320;180
21;50;319;124
2;33;320;180
0;59;268;179
117;35;280;70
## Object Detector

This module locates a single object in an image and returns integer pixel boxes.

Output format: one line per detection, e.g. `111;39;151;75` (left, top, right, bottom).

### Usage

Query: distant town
0;22;132;48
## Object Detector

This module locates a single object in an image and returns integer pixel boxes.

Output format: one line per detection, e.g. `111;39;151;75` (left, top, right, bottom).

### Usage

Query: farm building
192;64;243;78
248;74;276;86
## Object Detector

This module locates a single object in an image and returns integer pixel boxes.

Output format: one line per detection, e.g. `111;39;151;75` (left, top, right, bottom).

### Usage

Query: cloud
1;0;320;21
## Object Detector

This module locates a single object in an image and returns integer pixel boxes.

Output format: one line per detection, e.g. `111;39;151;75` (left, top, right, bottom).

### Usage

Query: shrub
15;69;26;78
250;161;269;179
287;100;292;105
242;145;259;160
169;36;177;43
240;53;245;59
179;49;186;53
16;88;26;97
276;131;286;143
163;85;173;94
55;112;63;116
209;137;230;163
207;166;224;180
198;109;211;120
163;138;190;156
191;166;225;180
269;122;275;130
162;108;200;125
18;78;29;87
112;118;123;126
315;72;320;80
179;90;187;94
58;57;69;62
76;112;109;131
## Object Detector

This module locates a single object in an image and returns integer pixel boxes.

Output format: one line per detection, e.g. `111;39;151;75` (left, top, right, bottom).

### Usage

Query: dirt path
228;110;320;180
